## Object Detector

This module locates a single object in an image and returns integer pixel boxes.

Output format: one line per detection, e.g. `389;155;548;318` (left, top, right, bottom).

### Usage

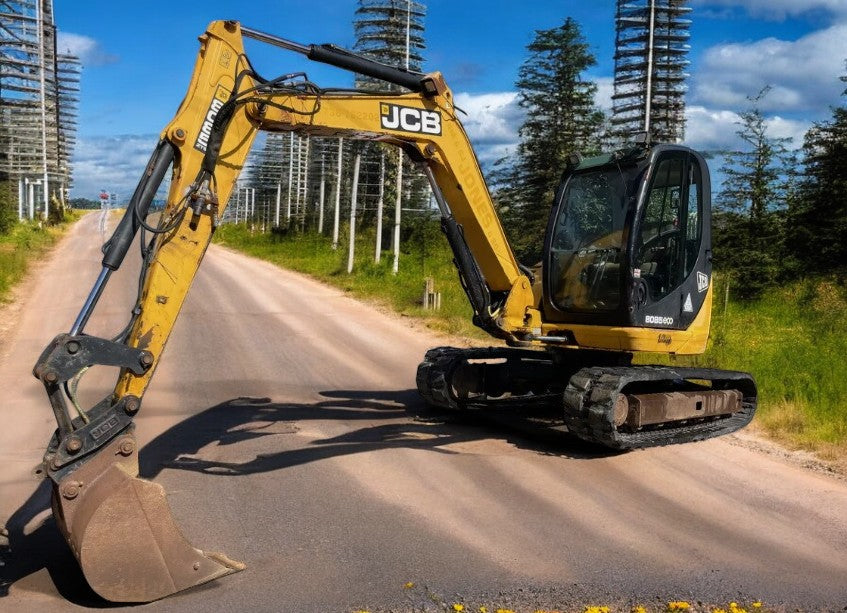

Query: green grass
214;224;847;465
0;211;83;304
709;277;846;461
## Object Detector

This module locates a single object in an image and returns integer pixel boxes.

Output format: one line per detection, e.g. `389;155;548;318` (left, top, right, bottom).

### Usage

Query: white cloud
693;0;847;20
452;92;525;166
453;92;523;147
685;106;743;151
765;115;811;146
684;105;809;152
453;82;614;166
56;32;118;66
476;143;520;167
70;135;158;199
691;23;847;113
594;76;615;112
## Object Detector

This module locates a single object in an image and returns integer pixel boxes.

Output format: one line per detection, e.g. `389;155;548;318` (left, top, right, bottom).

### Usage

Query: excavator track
416;346;563;411
417;347;757;450
563;365;757;449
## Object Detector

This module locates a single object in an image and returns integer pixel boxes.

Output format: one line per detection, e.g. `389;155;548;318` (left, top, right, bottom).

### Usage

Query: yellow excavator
32;21;756;603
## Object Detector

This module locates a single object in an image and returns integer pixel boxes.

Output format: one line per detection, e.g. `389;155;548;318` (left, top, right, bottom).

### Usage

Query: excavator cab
544;144;712;331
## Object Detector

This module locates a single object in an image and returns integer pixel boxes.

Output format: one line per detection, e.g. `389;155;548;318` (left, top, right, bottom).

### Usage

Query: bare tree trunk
318;154;325;234
286;133;294;224
274;182;281;226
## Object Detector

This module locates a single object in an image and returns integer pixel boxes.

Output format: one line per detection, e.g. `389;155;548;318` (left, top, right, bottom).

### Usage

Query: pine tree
0;177;15;234
0;119;16;234
713;88;795;299
788;63;847;278
493;18;605;263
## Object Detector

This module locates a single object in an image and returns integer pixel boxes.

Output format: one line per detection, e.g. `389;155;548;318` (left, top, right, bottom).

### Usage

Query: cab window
634;155;688;301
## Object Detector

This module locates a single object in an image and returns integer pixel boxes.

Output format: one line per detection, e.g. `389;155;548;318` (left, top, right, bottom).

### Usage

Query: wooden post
421;278;440;310
422;277;433;309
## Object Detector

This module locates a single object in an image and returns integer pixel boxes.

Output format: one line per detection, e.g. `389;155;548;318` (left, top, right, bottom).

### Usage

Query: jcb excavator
32;21;756;603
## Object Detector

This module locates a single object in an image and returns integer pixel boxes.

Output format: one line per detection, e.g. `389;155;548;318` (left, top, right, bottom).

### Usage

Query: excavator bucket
50;430;243;602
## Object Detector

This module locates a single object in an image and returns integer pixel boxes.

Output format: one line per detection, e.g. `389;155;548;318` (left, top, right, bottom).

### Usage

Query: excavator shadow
0;387;617;606
138;388;619;480
0;481;109;606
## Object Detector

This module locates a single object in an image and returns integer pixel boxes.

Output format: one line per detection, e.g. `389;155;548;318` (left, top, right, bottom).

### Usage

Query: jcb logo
380;103;441;135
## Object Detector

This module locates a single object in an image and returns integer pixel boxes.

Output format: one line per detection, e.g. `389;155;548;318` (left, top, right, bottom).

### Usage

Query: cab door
629;148;711;330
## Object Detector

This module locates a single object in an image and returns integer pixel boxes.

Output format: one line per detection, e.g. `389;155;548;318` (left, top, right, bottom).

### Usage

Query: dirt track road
1;213;846;612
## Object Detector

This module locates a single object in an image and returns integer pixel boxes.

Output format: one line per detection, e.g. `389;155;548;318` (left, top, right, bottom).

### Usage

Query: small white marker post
347;154;361;274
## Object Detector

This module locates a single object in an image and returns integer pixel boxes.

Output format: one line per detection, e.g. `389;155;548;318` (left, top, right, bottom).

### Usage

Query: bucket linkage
34;333;243;602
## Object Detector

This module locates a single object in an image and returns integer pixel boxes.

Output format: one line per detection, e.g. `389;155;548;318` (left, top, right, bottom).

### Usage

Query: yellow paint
115;22;259;400
540;285;713;355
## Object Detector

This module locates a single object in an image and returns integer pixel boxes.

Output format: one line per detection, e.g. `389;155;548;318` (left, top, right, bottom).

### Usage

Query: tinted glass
549;168;629;312
683;157;703;279
634;155;687;301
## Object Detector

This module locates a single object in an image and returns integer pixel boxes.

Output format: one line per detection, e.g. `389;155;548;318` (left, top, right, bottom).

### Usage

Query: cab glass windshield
548;166;635;312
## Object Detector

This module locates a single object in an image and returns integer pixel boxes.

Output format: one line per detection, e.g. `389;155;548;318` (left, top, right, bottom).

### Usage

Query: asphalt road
1;212;846;612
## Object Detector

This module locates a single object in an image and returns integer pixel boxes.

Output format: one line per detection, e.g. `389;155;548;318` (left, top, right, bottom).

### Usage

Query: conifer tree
494;18;604;263
353;0;429;266
788;63;847;277
0;177;14;234
713;88;795;299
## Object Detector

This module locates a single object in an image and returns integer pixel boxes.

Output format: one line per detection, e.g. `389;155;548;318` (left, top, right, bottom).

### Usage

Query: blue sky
54;0;847;198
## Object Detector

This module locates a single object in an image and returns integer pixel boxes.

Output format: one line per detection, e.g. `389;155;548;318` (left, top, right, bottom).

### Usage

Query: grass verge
213;224;846;466
0;211;83;304
701;276;846;465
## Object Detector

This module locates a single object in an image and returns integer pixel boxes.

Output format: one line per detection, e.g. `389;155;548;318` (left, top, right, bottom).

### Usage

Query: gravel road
1;212;846;612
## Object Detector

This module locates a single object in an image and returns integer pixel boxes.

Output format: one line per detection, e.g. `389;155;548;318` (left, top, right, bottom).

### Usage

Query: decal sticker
658;334;672;345
697;271;709;293
194;85;231;153
380;103;442;135
645;315;674;326
219;48;232;69
633;268;641;279
683;293;693;313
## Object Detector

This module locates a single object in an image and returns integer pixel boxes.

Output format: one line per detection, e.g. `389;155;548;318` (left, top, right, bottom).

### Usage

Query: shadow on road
0;387;617;606
0;481;109;607
140;387;618;478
